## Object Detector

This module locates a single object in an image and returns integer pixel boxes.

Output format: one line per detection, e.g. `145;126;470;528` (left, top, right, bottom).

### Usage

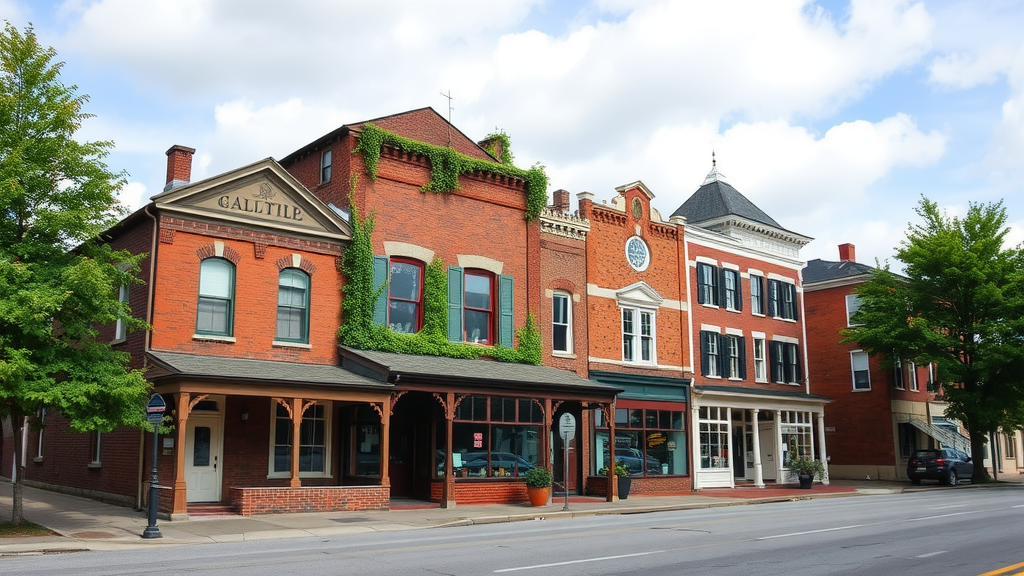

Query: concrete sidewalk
0;476;1017;556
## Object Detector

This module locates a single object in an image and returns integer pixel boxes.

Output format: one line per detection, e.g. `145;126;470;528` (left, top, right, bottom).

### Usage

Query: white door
758;422;777;481
185;415;223;502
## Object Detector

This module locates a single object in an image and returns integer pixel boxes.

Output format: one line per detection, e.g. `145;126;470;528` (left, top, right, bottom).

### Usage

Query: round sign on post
146;394;166;429
559;413;576;440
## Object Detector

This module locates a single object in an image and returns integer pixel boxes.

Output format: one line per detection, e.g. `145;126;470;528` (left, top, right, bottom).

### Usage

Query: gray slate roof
670;179;781;228
802;258;876;285
341;347;620;394
148;351;391;389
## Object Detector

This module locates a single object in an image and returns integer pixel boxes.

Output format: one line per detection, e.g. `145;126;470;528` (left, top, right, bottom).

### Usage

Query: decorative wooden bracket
186;394;210;419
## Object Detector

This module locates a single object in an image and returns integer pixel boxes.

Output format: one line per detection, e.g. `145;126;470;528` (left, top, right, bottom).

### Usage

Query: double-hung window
464;271;495;344
753;338;767;382
552;292;572;354
196;258;234;336
769;341;801;384
893;357;905;390
276;269;310;343
750;274;764;315
909;361;919;391
722;269;741;311
697;263;718;306
845;294;862;326
701;331;745;379
622;307;655;364
271;401;330;477
114;284;129;340
388;259;424;334
444;266;514;347
320;149;332;183
767;279;798;320
851;350;870;390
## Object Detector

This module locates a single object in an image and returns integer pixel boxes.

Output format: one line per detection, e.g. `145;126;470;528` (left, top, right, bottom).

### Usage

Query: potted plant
524;467;552;506
788;457;825;489
599;460;632;499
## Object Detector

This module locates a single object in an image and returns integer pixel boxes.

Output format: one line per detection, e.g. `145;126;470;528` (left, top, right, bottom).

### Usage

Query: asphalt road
4;487;1023;576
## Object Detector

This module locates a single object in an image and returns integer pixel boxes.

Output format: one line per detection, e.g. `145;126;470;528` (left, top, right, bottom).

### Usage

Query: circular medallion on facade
631;197;643;219
625;235;650;272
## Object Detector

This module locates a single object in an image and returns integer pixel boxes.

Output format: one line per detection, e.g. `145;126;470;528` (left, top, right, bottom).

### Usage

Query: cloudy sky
5;0;1024;266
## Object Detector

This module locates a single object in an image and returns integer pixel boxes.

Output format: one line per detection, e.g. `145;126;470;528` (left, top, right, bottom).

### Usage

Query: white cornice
685;228;805;270
539;208;589;240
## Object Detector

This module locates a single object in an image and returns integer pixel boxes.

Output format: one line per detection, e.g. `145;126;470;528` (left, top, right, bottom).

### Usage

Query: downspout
137;204;160;510
798;269;810;395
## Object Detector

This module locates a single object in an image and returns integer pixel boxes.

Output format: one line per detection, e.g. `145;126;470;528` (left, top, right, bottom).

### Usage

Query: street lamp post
142;394;166;539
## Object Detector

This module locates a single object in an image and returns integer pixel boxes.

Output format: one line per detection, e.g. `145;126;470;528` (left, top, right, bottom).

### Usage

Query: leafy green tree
845;197;1024;483
0;23;150;524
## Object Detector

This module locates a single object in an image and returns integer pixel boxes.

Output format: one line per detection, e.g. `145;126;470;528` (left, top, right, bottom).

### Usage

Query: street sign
146;394;166;427
558;413;576;441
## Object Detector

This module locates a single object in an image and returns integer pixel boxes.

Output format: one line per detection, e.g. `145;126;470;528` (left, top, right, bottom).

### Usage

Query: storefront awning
147;351;393;391
340;347;621;398
693;384;829;407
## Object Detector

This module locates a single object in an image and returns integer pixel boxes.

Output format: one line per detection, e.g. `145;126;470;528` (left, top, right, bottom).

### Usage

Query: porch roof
339;347;621;397
147;351;393;390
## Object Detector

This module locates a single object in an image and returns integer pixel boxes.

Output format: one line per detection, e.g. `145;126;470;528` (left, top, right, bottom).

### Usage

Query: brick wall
804;284;896;467
429;479;530;504
585;474;692;497
229;486;389;515
540;231;588;376
150;227;342;364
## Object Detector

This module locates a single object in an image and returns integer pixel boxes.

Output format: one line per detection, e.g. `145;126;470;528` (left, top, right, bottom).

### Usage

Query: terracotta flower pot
527;486;550;506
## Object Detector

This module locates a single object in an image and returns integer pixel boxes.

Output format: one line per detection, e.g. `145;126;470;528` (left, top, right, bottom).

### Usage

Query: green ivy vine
482;129;514;165
352;124;548;221
338;205;541;365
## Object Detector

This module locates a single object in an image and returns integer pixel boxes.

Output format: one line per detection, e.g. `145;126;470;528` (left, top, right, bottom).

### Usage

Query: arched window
276;269;310;343
552;291;572;354
388;258;424;333
197;258;234;336
464;270;494;344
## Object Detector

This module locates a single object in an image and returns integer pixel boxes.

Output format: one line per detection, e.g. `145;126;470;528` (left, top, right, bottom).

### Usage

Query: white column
816;411;830;485
691;403;701;489
774;410;784;481
725;407;734;488
752;409;764;488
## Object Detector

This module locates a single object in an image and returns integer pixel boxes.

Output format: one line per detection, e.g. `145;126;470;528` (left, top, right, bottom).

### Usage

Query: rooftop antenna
440;90;454;147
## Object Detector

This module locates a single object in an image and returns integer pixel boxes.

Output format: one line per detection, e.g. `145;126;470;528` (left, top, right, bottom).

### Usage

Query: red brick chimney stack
164;145;196;192
552;189;570;213
838;243;856;262
576;192;594;219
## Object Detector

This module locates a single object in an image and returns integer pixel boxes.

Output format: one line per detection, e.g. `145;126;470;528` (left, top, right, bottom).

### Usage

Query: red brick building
803;244;969;481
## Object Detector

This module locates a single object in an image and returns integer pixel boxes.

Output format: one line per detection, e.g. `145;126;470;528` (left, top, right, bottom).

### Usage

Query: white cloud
117;181;148;212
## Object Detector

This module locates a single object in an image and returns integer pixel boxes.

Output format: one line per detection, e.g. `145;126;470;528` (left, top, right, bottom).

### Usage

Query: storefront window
594;405;686;476
699;406;730;469
351;405;380;477
781;410;812;466
440;395;543;479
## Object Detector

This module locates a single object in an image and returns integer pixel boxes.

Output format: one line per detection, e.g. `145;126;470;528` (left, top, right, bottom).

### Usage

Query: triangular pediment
151;158;351;241
615;281;663;308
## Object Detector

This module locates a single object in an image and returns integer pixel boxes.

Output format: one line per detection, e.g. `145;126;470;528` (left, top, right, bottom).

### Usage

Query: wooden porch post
172;392;190;517
608;402;618;502
442;392;456;509
290;398;302;488
543;398;552;475
380;401;391;487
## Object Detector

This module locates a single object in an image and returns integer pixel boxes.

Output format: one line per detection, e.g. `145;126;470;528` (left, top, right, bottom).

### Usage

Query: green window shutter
372;256;389;326
498;274;514;347
447;266;464;342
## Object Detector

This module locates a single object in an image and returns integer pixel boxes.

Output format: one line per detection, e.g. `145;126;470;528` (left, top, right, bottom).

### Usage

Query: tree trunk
968;425;991;484
11;418;25;525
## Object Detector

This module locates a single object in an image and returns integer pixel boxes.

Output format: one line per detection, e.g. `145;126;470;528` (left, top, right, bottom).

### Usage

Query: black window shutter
793;344;802;382
718;267;727;308
790;284;799;320
734;271;743;312
717;334;726;377
738;336;747;380
700;331;710;376
697;264;706;305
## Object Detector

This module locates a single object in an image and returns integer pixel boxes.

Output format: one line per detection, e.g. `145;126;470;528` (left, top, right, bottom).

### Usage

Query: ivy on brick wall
338;205;541;365
482;129;514;165
352;124;548;221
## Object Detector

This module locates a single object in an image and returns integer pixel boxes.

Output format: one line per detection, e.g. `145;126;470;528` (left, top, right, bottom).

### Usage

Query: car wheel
910;478;921;485
946;469;958;486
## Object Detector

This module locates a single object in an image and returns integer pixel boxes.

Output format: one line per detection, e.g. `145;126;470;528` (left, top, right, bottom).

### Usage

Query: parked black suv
907;449;973;486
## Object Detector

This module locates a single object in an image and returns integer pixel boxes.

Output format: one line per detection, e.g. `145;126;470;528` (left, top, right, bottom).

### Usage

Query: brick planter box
228;486;389;516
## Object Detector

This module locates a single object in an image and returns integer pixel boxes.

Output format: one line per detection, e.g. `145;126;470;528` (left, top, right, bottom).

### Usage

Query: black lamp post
142;394;166;539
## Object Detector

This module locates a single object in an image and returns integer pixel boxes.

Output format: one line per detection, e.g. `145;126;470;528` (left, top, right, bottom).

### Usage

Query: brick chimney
576;191;594;219
551;189;570;213
164;145;196;192
478;136;506;164
838;243;856;262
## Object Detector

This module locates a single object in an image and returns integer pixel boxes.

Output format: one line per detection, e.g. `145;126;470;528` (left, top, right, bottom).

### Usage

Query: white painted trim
384;241;435;264
751;331;766;338
721;262;740;271
588;357;684;372
695;255;718;265
767;272;797;283
684;232;806;270
725;327;744;336
457;254;503;275
771;335;799;344
700;324;722;332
